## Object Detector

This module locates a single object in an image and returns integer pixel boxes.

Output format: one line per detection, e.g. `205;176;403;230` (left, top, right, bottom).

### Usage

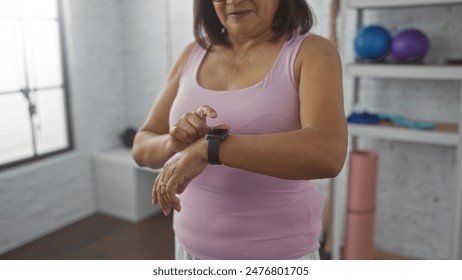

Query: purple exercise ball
391;29;429;62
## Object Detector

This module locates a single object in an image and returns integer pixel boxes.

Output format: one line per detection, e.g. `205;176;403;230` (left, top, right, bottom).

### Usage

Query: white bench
92;148;162;222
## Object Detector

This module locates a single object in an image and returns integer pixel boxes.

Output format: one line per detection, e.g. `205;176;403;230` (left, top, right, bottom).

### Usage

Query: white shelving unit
332;0;462;260
348;123;458;146
347;64;462;80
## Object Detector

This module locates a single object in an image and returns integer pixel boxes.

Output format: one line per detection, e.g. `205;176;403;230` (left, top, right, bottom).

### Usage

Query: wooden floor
0;213;174;260
0;213;410;260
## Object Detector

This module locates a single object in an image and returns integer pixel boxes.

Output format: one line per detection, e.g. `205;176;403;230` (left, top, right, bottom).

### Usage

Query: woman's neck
225;29;277;54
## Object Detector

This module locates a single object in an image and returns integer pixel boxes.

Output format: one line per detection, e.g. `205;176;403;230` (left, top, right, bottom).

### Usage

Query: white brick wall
0;0;128;254
65;0;126;150
0;153;95;254
121;0;170;128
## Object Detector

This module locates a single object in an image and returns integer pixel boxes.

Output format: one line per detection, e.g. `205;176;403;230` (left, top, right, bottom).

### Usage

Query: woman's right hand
168;105;217;153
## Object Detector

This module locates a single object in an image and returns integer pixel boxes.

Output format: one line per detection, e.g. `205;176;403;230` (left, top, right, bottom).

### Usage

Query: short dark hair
193;0;315;49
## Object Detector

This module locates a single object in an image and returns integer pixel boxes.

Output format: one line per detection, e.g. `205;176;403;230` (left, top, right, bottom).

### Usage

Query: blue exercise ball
354;25;392;60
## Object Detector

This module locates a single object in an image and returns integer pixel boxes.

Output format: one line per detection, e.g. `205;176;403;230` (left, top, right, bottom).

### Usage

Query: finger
157;188;171;216
173;197;182;212
180;118;204;141
170;124;194;144
159;176;180;213
152;175;161;206
166;190;181;212
154;172;168;207
154;177;165;207
161;173;177;206
179;117;202;136
195;105;217;120
164;178;182;212
152;183;158;206
184;116;209;139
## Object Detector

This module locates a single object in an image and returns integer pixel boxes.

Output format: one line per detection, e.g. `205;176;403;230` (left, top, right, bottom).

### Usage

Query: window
0;0;72;169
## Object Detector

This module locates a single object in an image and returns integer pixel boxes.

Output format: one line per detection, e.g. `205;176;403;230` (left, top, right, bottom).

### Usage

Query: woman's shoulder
296;33;340;69
293;34;342;86
177;41;200;63
297;33;339;61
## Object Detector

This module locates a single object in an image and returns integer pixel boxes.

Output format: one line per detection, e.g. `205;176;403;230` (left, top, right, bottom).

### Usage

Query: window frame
0;0;74;171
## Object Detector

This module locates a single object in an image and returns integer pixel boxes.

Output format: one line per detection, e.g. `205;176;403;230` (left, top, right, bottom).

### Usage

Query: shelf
348;0;462;9
349;122;459;146
347;64;462;80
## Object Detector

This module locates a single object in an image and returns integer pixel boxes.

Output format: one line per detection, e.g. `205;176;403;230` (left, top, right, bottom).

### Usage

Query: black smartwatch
205;128;229;165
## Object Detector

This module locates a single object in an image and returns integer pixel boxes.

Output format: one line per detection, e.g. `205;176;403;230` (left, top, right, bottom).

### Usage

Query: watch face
207;128;229;139
209;128;228;136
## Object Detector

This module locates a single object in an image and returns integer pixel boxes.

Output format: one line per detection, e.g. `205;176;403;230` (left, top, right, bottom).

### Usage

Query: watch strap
207;137;222;165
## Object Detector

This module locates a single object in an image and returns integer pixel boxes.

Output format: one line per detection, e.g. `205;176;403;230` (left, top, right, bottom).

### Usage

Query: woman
132;0;347;260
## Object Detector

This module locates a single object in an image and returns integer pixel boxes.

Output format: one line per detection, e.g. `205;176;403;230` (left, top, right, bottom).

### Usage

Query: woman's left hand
152;138;208;216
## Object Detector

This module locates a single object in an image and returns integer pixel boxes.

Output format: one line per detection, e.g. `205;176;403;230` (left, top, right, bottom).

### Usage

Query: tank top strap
180;43;207;82
270;33;310;89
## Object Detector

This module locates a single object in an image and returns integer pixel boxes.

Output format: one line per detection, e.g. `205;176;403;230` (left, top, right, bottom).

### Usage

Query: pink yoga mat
344;150;378;260
344;212;375;259
347;151;378;211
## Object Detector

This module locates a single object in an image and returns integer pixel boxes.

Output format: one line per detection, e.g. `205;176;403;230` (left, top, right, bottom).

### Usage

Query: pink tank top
169;34;323;260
